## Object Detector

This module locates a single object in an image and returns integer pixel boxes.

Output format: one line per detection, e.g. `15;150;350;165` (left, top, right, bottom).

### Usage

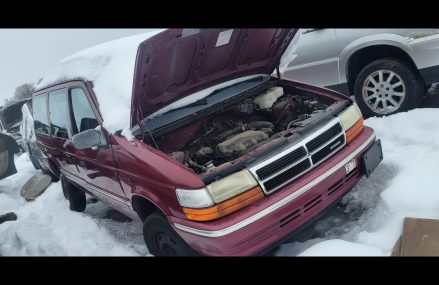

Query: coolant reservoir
253;86;284;109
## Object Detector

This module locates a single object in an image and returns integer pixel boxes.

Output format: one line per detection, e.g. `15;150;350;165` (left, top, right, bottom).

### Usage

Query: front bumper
169;127;379;256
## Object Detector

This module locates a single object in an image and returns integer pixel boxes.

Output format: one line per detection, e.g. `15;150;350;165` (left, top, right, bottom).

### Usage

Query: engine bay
148;85;335;174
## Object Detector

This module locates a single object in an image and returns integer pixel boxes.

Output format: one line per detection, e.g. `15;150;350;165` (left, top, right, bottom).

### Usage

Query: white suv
282;29;439;117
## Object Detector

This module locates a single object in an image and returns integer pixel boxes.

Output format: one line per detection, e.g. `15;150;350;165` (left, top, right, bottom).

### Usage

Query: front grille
256;147;307;180
306;123;342;153
263;159;311;192
311;134;345;164
303;194;323;212
278;167;361;229
249;120;346;195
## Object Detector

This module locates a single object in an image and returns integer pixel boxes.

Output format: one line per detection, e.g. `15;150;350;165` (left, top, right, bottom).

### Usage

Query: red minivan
33;29;383;256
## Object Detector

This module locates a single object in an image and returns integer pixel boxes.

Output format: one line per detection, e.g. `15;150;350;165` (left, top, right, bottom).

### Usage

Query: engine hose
213;125;245;143
247;121;274;130
187;159;207;172
186;124;217;148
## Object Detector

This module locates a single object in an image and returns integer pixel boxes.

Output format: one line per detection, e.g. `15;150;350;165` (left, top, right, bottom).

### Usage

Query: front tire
354;58;424;117
61;175;86;212
143;211;197;256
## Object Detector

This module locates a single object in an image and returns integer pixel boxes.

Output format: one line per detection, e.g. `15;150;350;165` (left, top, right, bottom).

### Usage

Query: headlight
176;170;264;222
206;170;258;203
339;103;364;144
175;188;214;208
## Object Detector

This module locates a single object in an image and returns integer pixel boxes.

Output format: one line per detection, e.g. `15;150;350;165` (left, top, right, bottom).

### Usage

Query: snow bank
35;29;164;136
277;108;439;256
0;153;148;256
299;240;385;256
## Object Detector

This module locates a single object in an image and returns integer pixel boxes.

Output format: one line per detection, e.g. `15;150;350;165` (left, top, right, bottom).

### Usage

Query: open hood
131;28;297;127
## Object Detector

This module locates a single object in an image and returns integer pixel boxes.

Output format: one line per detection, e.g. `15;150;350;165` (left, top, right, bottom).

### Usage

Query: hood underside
131;28;297;128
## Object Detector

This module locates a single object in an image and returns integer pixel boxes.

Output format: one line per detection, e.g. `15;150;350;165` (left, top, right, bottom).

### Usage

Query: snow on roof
36;29;165;137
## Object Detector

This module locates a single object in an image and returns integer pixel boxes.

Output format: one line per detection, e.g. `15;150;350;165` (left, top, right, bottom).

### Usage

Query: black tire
43;169;60;182
26;146;41;171
354;58;424;118
61;176;86;212
143;211;197;256
60;175;70;200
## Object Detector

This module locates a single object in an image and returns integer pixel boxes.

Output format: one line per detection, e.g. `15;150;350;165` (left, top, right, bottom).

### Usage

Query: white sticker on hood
216;29;233;47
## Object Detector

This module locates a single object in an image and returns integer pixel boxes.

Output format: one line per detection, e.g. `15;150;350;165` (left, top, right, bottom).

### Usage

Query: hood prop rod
276;63;282;80
136;100;160;150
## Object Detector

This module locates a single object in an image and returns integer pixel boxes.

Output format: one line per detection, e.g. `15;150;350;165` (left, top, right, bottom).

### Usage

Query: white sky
0;29;154;106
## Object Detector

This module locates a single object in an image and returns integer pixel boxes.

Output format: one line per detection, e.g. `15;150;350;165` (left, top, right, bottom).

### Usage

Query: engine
155;86;330;174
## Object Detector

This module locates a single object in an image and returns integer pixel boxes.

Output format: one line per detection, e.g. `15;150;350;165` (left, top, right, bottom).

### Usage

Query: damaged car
0;132;19;180
0;98;30;148
20;102;58;180
33;29;383;256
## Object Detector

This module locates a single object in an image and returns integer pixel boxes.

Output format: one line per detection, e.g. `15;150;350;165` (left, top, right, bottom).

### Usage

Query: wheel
61;176;86;212
43;169;60;182
143;211;197;256
60;175;70;200
26;146;41;171
354;58;424;117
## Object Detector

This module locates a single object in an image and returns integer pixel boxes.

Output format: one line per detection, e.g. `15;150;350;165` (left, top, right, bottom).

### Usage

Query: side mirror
72;129;107;150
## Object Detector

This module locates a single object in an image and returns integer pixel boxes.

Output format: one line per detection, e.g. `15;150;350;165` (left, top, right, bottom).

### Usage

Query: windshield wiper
163;98;208;114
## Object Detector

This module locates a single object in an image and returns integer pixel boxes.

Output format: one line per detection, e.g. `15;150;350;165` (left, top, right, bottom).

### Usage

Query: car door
33;89;76;177
282;28;340;88
68;85;128;204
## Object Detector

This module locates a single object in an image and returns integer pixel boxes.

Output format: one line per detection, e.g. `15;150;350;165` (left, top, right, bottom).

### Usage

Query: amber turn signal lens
345;117;364;144
183;186;264;221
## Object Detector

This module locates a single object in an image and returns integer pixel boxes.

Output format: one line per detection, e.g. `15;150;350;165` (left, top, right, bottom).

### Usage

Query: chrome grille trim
174;133;376;238
248;118;346;194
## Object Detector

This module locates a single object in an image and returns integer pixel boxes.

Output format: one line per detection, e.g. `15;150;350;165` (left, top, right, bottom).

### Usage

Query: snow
1;108;439;256
35;29;165;137
0;153;149;256
20;103;34;143
299;240;386;256
276;108;439;256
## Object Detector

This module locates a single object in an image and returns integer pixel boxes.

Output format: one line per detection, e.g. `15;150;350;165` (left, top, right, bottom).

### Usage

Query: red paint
33;29;380;256
131;29;298;125
169;127;376;256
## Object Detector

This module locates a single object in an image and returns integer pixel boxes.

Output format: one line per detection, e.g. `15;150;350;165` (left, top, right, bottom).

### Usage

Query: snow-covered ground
276;108;439;256
0;154;149;256
1;108;438;256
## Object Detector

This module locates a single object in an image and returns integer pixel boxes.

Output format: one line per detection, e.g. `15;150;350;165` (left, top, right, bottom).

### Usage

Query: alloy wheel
362;69;406;115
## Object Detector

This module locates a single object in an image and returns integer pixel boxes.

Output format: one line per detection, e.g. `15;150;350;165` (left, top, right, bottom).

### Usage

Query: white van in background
283;29;439;117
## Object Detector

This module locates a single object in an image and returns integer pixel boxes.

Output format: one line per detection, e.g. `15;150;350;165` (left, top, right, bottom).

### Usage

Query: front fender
339;33;414;82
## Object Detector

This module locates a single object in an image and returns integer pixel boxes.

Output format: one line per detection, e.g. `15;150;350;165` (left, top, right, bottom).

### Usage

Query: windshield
138;75;270;133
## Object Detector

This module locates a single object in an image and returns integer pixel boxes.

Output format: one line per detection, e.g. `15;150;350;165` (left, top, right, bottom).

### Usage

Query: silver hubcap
362;70;406;114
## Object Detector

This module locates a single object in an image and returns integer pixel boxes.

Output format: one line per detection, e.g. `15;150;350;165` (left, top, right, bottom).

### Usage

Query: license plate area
345;159;357;174
361;139;383;177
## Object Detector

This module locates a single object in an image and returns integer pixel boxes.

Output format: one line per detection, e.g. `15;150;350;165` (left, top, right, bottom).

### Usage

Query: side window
49;89;70;139
70;88;99;134
33;94;49;135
